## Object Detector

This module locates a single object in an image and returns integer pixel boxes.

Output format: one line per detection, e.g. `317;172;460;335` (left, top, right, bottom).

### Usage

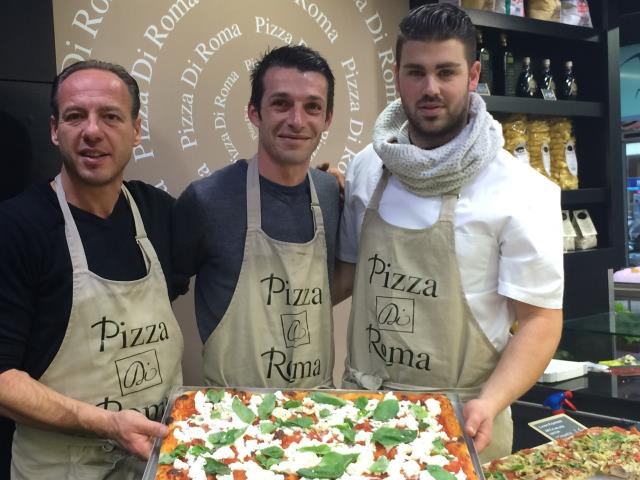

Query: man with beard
0;60;183;479
334;4;563;462
172;45;340;388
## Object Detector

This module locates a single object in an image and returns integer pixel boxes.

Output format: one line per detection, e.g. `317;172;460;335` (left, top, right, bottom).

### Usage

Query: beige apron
11;175;184;480
343;168;512;462
203;157;334;389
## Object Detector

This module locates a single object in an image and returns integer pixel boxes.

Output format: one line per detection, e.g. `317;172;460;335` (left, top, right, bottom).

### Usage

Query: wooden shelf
466;9;602;42
483;96;603;117
561;188;608;206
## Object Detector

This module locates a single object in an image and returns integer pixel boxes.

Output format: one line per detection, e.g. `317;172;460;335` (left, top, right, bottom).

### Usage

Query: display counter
515;311;640;450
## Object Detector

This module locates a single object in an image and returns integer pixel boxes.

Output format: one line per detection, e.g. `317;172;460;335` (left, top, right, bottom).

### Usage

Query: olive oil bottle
516;57;538;98
538;58;556;97
558;60;578;99
495;32;516;96
476;29;493;93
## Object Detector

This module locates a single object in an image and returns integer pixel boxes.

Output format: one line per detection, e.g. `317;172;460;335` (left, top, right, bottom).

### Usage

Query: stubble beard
405;94;470;150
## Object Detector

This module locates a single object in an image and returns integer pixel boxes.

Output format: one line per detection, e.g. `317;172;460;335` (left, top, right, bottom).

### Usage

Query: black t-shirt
172;160;341;342
0;180;176;379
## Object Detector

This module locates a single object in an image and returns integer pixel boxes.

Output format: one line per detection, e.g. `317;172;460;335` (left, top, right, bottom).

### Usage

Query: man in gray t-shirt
173;45;340;388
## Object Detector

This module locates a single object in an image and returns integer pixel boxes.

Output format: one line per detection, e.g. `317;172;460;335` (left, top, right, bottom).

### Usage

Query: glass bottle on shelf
558;60;578;100
516;57;538;98
495;32;516;96
538;58;556;97
476;29;493;93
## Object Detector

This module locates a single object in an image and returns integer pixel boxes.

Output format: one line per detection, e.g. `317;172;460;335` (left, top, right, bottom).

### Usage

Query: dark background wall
0;0;59;202
0;0;58;473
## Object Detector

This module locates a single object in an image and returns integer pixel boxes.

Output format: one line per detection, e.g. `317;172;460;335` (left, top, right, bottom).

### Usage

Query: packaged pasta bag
500;114;530;165
527;0;561;21
461;0;495;10
549;117;579;189
560;0;592;27
527;118;552;179
493;0;525;16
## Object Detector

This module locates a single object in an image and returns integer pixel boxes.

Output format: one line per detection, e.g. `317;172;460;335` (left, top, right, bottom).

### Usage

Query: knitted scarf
372;92;504;196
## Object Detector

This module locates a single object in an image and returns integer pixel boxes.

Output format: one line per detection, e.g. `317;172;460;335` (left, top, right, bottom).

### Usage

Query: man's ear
133;115;142;146
50;115;60;146
468;60;481;92
248;103;261;127
324;109;333;130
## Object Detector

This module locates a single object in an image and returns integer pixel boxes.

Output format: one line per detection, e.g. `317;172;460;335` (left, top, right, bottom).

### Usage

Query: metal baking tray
143;386;485;480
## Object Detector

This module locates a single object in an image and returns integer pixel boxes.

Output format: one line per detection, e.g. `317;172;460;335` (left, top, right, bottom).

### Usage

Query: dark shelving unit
482;96;603;117
411;1;624;318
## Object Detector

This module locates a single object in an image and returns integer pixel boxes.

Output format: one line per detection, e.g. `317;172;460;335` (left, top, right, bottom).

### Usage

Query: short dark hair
51;60;141;120
396;3;476;66
249;45;335;117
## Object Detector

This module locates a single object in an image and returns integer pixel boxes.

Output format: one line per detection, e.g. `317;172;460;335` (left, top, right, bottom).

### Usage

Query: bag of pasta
549;117;579;189
461;0;495;10
528;118;552;179
500;114;530;164
493;0;525;16
527;0;561;21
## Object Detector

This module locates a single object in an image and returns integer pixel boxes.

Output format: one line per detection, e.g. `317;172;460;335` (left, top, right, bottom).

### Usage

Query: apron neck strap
246;156;324;231
368;167;391;211
120;184;148;240
439;192;459;223
54;174;89;272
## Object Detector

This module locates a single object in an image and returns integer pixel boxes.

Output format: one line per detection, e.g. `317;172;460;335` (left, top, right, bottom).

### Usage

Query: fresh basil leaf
426;465;456;480
354;396;369;411
487;472;507;480
173;444;188;457
203;458;231;475
188;444;209;456
258;393;277;420
297;452;359;479
319;408;331;419
256;453;281;470
409;403;429;420
432;438;445;452
298;444;332;455
158;454;175;465
371;427;417;448
369;455;389;473
310;392;347;407
510;464;525;471
373;399;399;422
260;421;277;434
281;415;314;429
260;446;285;459
210;410;222;420
232;396;256;424
336;422;356;444
206;389;225;404
207;427;246;447
284;400;302;409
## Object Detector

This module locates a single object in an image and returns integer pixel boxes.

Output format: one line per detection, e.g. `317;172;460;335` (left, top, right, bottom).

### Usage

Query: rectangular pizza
150;388;481;479
483;425;640;480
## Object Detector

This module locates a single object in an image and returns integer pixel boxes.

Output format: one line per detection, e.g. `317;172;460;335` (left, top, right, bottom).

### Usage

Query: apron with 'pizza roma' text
11;174;183;480
343;168;512;462
203;157;334;388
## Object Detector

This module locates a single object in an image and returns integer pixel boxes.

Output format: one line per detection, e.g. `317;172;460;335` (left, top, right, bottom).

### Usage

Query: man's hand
317;162;345;206
463;398;495;454
105;410;168;460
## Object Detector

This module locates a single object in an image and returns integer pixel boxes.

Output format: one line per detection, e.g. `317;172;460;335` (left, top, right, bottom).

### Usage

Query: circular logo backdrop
53;0;407;196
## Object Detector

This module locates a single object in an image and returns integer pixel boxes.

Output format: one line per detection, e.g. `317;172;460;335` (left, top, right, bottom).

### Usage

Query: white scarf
373;92;504;196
